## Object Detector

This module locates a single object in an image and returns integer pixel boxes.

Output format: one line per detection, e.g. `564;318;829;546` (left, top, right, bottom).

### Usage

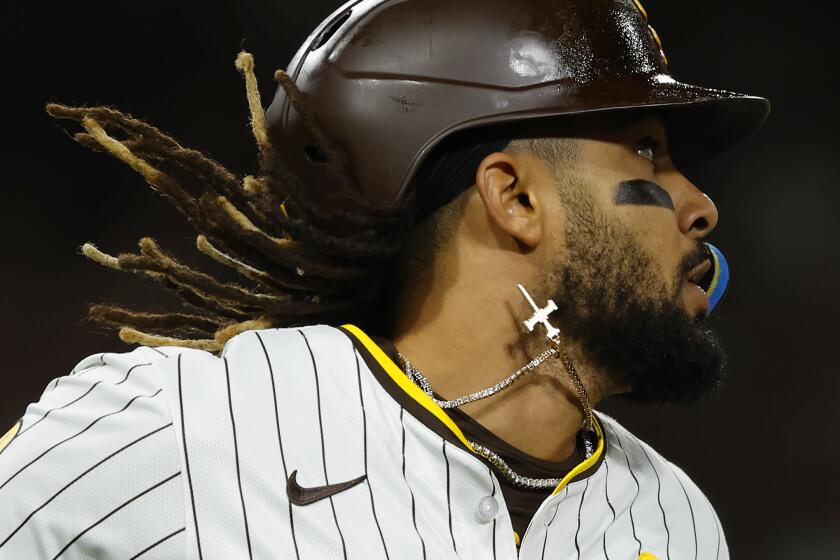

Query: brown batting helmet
265;0;769;212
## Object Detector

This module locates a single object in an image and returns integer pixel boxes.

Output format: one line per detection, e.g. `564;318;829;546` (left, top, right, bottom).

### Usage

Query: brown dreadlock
47;52;410;352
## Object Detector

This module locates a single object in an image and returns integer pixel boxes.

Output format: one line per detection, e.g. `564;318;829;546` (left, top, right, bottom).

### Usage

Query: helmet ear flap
700;243;730;316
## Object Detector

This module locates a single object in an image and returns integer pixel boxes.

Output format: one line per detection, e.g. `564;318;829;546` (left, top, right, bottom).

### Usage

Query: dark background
2;1;836;557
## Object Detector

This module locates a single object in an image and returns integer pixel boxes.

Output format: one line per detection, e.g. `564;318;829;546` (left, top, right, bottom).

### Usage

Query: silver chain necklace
397;352;596;490
399;349;558;409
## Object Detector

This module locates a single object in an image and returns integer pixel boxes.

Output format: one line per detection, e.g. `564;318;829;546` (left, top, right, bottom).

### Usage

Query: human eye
634;138;659;165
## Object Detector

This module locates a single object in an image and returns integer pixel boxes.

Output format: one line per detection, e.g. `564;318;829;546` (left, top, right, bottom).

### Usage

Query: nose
675;176;719;239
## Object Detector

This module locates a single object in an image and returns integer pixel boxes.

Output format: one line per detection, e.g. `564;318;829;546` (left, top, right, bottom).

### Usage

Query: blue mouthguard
703;243;729;316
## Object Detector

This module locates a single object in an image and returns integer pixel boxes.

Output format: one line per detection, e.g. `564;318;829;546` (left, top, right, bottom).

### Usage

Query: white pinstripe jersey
0;324;729;559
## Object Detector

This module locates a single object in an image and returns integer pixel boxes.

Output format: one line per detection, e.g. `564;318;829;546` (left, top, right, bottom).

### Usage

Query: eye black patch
615;180;675;210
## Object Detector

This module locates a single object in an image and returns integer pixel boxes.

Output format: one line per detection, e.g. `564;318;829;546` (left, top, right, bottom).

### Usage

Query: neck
392;281;596;462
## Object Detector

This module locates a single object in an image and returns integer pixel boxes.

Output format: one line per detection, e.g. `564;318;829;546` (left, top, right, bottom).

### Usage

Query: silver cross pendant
517;283;561;344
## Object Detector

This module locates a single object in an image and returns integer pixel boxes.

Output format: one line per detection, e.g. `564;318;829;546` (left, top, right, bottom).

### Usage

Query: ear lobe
474;152;543;249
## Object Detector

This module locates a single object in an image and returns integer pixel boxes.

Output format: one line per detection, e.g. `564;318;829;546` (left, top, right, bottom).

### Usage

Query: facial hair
540;189;726;405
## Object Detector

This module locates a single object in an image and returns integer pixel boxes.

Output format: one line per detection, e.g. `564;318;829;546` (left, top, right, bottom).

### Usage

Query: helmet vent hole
304;145;329;164
312;10;352;51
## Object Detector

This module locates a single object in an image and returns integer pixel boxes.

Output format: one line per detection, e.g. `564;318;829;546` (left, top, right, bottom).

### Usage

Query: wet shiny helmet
265;0;769;211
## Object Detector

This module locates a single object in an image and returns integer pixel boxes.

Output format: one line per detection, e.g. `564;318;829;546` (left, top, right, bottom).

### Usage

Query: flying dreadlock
47;52;410;352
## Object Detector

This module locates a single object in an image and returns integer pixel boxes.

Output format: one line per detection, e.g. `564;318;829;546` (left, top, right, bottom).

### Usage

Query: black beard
542;197;726;405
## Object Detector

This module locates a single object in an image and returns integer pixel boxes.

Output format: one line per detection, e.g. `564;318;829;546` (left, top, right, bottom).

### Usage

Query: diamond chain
471;442;561;490
400;347;558;409
397;350;597;490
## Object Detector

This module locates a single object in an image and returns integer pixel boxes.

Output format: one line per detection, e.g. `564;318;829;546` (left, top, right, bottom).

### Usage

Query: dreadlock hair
48;51;410;352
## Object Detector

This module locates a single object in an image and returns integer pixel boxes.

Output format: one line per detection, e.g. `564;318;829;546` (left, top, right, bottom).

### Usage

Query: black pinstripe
670;466;698;560
115;363;151;385
128;527;186;559
612;431;642;555
0;423;173;548
178;356;203;560
547;488;566;527
18;380;104;438
300;330;348;560
150;347;168;357
486;466;497;560
541;491;565;560
224;358;253;559
0;388;163;492
50;472;181;560
708;498;722;560
354;350;390;559
255;332;300;560
399;409;427;559
574;479;590;559
18;362;153;439
540;530;549;559
443;441;459;556
540;485;569;560
71;353;106;375
638;443;670;560
603;461;615;560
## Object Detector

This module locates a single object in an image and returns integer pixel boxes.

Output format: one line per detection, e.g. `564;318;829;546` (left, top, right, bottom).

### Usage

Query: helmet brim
439;75;770;171
653;91;770;168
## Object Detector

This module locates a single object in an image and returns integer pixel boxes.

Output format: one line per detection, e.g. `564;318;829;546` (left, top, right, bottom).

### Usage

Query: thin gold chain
559;348;594;431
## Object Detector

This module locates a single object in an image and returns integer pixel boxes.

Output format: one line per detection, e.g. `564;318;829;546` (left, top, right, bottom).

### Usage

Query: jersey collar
340;324;605;496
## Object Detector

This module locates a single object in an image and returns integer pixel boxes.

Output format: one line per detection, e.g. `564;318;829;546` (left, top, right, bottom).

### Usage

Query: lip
681;280;711;320
687;259;713;287
683;280;711;316
680;258;713;317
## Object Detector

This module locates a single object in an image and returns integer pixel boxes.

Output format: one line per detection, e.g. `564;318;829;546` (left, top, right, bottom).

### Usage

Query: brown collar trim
339;326;473;454
338;325;607;490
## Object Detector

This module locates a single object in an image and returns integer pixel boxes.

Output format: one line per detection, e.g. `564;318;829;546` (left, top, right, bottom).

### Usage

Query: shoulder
83;324;358;434
597;412;730;559
0;327;349;559
157;324;361;556
220;323;352;359
598;412;710;495
213;323;359;385
598;411;713;498
8;344;189;452
0;345;192;558
157;323;359;448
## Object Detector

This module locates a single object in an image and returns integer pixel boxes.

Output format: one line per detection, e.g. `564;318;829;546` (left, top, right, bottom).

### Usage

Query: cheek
613;209;683;278
541;203;573;261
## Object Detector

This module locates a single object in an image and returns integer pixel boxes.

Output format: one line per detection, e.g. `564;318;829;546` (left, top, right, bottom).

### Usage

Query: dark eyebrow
636;135;661;151
615;180;674;211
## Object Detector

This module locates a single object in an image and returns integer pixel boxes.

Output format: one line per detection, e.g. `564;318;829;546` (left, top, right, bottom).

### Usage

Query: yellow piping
342;324;475;451
0;420;21;454
550;416;605;496
342;324;605;493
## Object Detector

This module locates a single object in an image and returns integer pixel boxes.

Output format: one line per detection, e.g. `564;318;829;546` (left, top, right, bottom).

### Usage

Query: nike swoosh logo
286;470;367;506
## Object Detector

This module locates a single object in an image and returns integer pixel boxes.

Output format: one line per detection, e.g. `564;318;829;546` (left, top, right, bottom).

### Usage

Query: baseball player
0;0;767;558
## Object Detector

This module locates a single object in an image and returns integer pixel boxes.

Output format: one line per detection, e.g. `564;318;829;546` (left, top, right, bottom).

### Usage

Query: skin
391;115;718;462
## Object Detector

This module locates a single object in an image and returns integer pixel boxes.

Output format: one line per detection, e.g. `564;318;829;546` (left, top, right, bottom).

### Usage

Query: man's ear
474;152;543;249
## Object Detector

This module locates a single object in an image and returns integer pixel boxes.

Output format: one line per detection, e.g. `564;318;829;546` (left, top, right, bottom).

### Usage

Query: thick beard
540;192;726;405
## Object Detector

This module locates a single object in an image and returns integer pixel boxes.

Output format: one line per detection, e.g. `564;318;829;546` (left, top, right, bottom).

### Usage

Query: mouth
681;255;713;317
687;259;713;291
